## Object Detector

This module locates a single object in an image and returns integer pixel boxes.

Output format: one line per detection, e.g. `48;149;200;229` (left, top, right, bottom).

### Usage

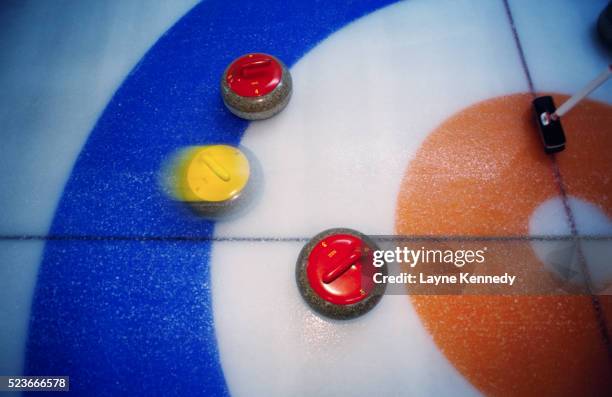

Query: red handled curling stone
221;53;292;120
296;228;387;320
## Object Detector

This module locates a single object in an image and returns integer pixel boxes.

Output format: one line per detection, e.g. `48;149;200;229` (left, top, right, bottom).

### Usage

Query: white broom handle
553;64;612;119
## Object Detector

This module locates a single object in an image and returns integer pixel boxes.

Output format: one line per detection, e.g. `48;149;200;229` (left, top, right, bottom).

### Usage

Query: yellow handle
202;154;231;182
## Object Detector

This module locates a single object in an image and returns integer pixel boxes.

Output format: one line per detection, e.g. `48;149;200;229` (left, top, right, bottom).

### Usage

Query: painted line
502;0;612;368
2;234;611;242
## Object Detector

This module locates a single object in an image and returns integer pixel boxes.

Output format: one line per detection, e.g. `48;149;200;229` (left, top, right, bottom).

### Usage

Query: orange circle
395;93;612;396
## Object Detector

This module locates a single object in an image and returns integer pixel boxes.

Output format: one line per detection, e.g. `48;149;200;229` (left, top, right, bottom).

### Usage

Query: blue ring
26;1;396;395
